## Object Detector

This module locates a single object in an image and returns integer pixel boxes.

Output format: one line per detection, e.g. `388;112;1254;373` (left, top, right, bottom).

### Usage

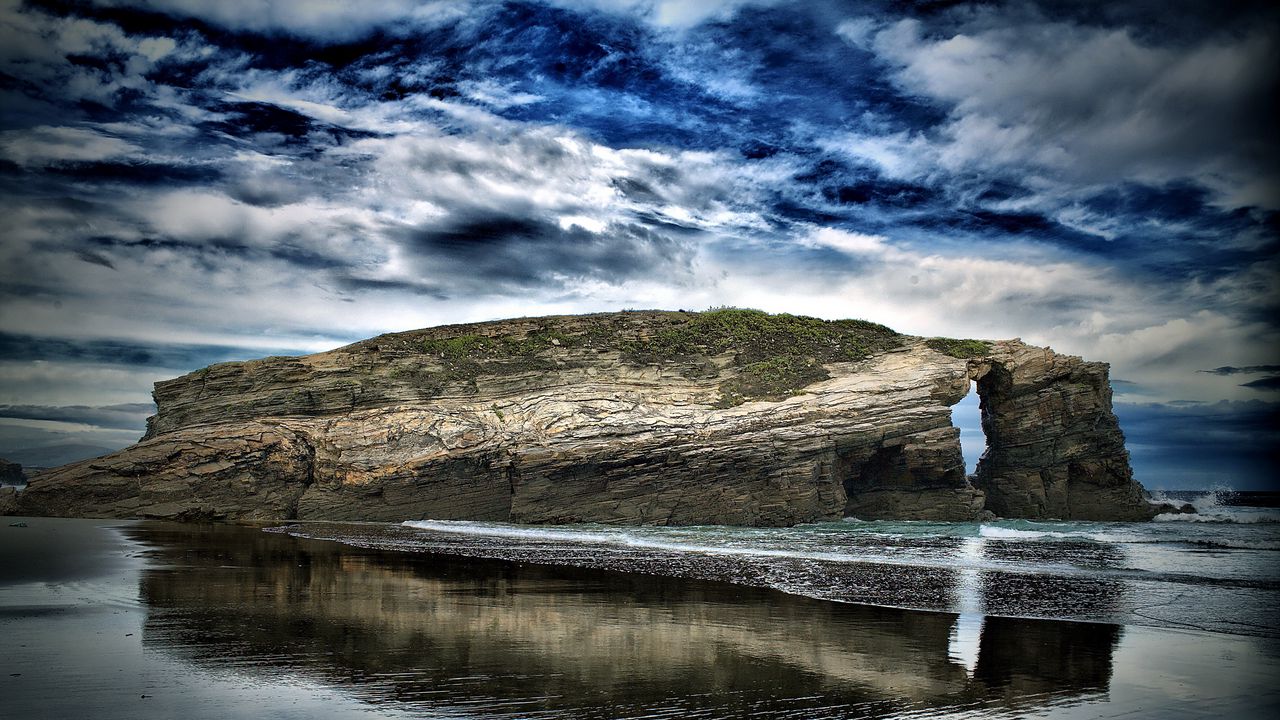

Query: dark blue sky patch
1241;377;1280;391
0;333;302;369
825;179;935;209
766;199;849;228
28;0;219;38
1082;181;1213;222
701;4;944;131
336;277;451;300
906;207;1108;255
408;215;552;254
1200;365;1280;376
267;244;354;271
983;0;1280;45
46;161;223;186
1116;400;1280;489
75;250;116;269
399;214;691;289
206;101;316;139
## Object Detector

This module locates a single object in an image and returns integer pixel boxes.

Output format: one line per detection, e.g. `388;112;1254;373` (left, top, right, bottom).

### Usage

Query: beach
2;514;1278;719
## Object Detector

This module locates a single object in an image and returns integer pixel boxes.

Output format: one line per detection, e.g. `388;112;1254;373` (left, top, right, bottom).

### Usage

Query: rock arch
5;315;1162;524
967;343;1153;521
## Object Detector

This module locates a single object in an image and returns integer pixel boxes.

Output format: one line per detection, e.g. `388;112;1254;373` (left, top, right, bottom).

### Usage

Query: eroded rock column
971;342;1154;521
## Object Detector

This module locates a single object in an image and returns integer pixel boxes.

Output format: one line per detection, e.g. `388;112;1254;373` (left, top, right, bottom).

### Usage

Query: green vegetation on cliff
618;309;900;406
396;309;990;407
619;308;897;365
924;337;991;359
420;329;570;380
412;308;904;407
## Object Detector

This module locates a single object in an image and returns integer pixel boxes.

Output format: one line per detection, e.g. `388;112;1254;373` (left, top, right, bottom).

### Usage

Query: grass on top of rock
412;308;913;406
621;308;900;366
924;337;992;358
618;308;902;407
419;329;571;380
420;329;575;360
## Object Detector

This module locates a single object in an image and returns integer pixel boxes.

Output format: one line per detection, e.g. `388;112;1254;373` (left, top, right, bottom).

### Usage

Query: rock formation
0;458;22;516
6;310;1161;524
0;457;23;484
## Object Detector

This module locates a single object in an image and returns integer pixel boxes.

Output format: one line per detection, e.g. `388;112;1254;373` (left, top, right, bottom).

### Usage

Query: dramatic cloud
1200;365;1280;376
858;10;1279;208
0;0;1275;486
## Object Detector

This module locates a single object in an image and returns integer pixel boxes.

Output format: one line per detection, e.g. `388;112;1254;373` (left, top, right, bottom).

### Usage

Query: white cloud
835;17;878;47
547;0;782;28
0;1;219;117
818;130;936;181
0;125;141;166
856;17;1280;209
799;228;889;255
456;80;543;109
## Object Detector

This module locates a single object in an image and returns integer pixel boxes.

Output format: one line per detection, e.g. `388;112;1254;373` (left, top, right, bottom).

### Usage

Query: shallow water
278;493;1280;639
2;515;1278;718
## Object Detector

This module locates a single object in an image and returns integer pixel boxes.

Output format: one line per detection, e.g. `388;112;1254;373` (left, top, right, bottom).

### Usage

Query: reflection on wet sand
978;538;1128;620
125;523;1123;718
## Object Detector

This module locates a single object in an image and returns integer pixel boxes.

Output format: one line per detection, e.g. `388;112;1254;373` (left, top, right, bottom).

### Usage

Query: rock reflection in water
124;523;1123;718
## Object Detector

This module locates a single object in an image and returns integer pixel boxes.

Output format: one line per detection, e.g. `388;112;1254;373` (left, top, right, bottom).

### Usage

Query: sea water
2;492;1277;719
276;489;1280;639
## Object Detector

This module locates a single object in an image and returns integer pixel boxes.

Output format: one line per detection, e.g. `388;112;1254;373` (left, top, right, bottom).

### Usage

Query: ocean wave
401;520;1036;572
978;525;1148;544
1152;511;1280;524
403;519;873;565
979;526;1063;540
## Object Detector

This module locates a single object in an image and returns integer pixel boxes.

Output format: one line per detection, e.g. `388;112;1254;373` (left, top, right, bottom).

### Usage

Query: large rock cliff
8;310;1160;524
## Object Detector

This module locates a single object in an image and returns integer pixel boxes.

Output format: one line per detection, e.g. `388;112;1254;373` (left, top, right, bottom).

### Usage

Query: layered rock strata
8;310;1159;524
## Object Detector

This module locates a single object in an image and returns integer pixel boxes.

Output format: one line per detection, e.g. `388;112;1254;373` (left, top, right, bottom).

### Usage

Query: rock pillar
971;342;1154;520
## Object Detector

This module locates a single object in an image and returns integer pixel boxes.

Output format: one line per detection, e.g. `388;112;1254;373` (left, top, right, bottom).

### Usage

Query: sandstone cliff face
9;310;1158;524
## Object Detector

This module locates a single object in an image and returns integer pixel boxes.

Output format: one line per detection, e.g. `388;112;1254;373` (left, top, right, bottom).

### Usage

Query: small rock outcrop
0;457;23;484
8;310;1159;524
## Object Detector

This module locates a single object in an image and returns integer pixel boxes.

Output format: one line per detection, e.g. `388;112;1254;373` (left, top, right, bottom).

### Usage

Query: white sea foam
979;526;1061;540
404;519;870;564
977;525;1148;544
1153;511;1280;524
402;519;1015;572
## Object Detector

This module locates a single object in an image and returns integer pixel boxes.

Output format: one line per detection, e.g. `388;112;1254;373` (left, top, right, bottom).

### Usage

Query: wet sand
1;518;1277;719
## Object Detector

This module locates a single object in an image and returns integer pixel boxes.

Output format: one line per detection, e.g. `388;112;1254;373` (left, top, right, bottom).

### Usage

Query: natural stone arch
966;345;1152;521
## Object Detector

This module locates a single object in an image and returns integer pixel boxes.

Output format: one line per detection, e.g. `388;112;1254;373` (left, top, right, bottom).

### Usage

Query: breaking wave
1152;511;1280;524
977;525;1149;544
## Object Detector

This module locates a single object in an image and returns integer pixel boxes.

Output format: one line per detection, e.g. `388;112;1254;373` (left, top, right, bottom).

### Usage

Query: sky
0;0;1276;489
